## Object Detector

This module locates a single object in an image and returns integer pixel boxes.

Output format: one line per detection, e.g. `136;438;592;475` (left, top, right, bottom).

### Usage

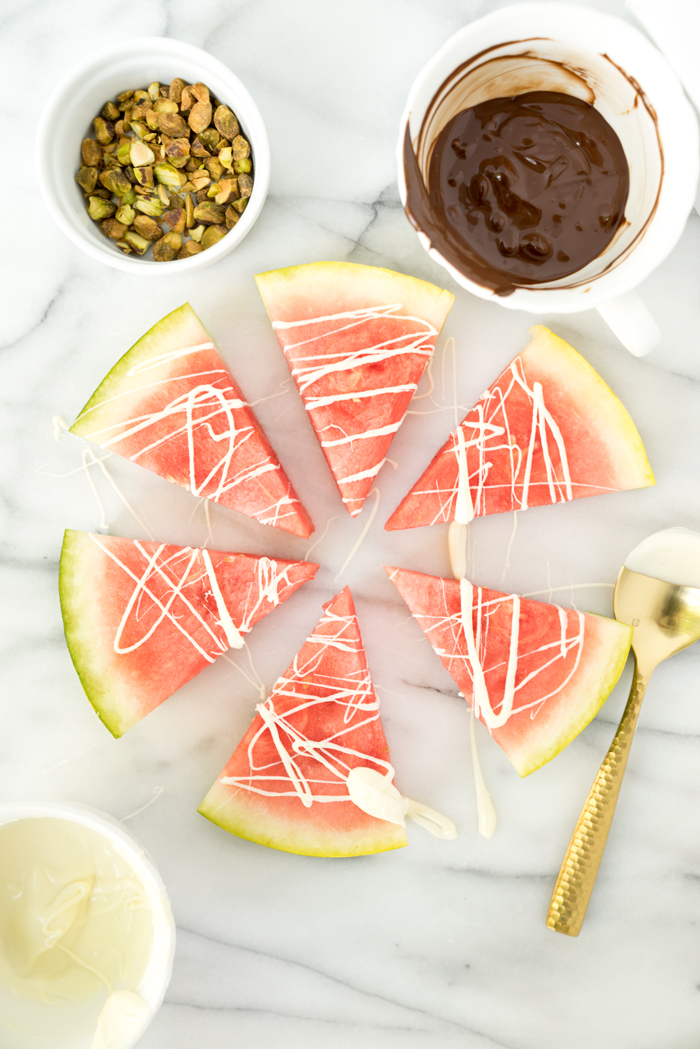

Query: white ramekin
0;800;176;1049
36;37;270;274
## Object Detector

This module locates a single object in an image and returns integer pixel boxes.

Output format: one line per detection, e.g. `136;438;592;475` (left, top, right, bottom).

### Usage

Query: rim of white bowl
36;37;270;274
0;800;176;1049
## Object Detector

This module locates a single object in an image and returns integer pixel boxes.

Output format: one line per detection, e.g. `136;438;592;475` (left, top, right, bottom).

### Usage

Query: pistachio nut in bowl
0;800;176;1049
36;37;270;274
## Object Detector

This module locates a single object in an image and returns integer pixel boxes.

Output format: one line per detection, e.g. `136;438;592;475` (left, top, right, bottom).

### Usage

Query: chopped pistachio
101;217;128;239
190;224;205;242
207;182;220;199
81;138;102;166
93;117;115;145
165;137;190;158
231;135;250;161
130;120;150;140
199;128;220;153
117;89;134;105
134;196;164;218
169;156;189;169
102;100;120;121
88;196;117;220
191;172;211;191
130;140;155;167
153;98;179;114
218;146;233;171
225;205;240;229
115;203;136;226
185;157;200;172
193;201;225;225
181;180;196;193
157;184;170;206
145;110;161;131
133;89;150;103
168;191;185;209
102;152;122;170
148;82;160;101
153;233;177;261
214;105;239;140
163;207;186;233
169;77;185;104
185;194;195;228
204;157;224;181
123;230;150;255
115;238;132;254
153;161;185;188
191;82;210;104
191;136;212;158
159;111;190;138
180;84;197;111
195;187;210;204
133;214;162;240
215;178;239;205
238;173;253;199
233;157;252;174
201;224;226;249
231;196;248;214
188;102;212;135
133;165;154;187
117;141;132;165
114;119;125;136
122;187;137;206
76;166;98;194
99;169;132;196
177;240;203;259
91;187;112;199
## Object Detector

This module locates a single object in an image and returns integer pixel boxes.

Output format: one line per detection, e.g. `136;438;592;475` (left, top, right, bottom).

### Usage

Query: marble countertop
4;0;700;1046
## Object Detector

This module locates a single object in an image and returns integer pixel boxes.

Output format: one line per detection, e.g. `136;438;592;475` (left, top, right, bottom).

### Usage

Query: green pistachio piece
114;120;125;136
180;85;197;112
169;156;189;169
133;214;162;240
188;102;213;135
101;217;128;240
231;135;250;161
225;205;240;230
134;196;164;218
122;187;137;205
214;178;239;205
81;138;102;167
165;137;190;158
130;140;156;167
195;187;210;204
157;184;170;206
204;157;224;181
133;165;154;187
115;239;132;254
213;106;239;140
233;158;252;174
153;162;185;189
159;112;190;138
102;100;120;121
148;82;161;101
133;89;150;103
169;78;185;104
123;230;150;255
238;173;253;199
177;240;203;259
115;203;136;226
206;182;220;199
152;235;175;261
231;196;248;214
201;224;227;249
163;207;186;233
76;166;98;194
116;142;132;166
191;137;212;158
99;169;131;196
218;146;233;171
93;117;115;145
117;89;134;105
199;128;220;152
130;120;149;140
153;98;179;114
88;196;117;220
193;201;225;225
146;110;161;131
190;224;205;242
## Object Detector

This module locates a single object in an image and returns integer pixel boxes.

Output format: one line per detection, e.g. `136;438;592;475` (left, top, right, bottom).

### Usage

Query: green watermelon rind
59;529;135;738
70;303;209;438
255;260;455;332
509;611;632;777
198;781;408;858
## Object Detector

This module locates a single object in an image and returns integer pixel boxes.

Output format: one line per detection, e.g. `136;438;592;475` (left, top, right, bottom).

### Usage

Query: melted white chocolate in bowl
623;527;700;588
0;818;154;1049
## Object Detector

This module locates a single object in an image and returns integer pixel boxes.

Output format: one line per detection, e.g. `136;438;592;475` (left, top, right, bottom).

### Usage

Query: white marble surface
4;0;700;1046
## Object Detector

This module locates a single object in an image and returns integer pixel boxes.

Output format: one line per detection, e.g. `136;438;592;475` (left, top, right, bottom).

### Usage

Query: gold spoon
547;529;700;936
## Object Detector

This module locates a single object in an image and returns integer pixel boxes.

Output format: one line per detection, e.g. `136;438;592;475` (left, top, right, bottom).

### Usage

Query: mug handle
596;291;661;357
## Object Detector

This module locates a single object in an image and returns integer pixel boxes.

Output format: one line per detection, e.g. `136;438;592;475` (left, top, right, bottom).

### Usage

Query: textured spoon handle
546;662;648;936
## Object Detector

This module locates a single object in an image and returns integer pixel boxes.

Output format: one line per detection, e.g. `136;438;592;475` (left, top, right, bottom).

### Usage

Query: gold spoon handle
546;661;648;936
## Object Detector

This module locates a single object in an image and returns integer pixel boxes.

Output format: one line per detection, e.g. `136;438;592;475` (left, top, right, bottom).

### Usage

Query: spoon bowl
547;528;700;936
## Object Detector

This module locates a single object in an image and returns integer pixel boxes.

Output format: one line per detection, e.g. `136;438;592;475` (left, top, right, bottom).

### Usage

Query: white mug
398;3;699;356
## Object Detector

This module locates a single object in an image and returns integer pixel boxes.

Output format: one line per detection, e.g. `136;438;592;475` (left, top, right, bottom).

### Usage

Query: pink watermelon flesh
256;262;454;517
385;566;631;776
199;586;408;856
69;304;313;538
386;325;654;530
59;529;319;737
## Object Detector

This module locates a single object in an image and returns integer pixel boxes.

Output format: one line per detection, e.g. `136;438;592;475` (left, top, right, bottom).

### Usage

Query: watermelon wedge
385;566;631;776
255;262;454;517
386;326;654;530
69;304;313;538
59;530;319;737
199;586;408;856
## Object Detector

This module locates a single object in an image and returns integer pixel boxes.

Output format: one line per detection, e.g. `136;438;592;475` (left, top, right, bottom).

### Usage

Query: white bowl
36;38;270;274
0;800;176;1049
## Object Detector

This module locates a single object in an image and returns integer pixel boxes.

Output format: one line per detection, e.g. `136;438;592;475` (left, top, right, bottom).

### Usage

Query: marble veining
3;0;700;1046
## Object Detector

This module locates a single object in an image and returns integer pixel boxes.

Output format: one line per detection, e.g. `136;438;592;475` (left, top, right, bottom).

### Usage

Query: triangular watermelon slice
59;530;319;737
69;304;313;538
199;586;408;856
386;326;654;530
256;262;454;517
385;566;631;777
